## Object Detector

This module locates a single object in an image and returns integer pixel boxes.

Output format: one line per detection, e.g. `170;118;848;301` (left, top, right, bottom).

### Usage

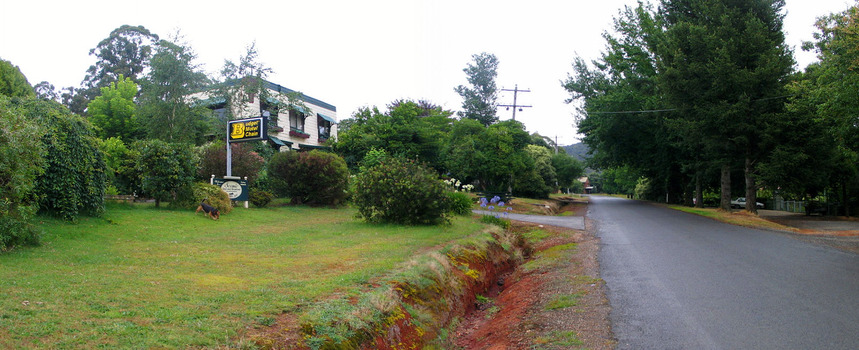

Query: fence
772;199;805;213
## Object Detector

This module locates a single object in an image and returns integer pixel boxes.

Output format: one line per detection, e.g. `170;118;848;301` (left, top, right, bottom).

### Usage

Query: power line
588;108;677;115
584;93;799;115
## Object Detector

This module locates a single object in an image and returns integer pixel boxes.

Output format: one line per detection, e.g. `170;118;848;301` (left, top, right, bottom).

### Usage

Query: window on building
318;119;331;140
289;109;305;132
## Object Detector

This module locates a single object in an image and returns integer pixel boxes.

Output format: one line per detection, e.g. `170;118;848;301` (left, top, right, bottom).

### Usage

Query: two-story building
199;79;337;151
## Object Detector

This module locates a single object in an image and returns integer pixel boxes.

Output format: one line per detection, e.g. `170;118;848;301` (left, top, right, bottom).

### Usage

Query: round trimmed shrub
353;157;450;225
249;189;274;208
447;191;473;216
267;150;349;206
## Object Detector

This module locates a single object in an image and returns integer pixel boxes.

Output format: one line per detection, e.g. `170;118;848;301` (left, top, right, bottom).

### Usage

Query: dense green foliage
0;59;34;98
98;137;140;195
552;152;585;191
267;150;349;205
785;4;859;214
138;37;213;144
23;99;107;220
442;119;532;193
454;52;499;126
565;0;797;211
0;95;46;249
135;139;198;207
87;75;141;141
353;157;450;225
519;145;557;198
331;100;454;171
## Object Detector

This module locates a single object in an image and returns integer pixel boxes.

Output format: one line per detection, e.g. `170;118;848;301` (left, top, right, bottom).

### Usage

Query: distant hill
561;143;590;163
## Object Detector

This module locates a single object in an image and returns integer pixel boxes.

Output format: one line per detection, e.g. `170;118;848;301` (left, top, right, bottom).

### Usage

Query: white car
731;197;764;209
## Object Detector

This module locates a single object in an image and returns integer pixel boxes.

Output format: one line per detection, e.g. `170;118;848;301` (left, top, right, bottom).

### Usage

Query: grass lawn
0;202;484;349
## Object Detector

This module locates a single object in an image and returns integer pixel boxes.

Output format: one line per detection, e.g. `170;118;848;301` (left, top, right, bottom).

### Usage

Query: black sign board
212;178;249;201
228;117;267;142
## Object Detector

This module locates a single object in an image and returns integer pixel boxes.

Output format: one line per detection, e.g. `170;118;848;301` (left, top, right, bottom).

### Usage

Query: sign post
224;116;267;205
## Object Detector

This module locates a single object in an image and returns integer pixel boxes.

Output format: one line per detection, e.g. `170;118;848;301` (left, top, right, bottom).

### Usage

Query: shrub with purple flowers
479;195;514;225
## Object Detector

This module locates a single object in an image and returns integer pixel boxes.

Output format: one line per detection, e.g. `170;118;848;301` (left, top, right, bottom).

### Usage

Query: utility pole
499;84;532;120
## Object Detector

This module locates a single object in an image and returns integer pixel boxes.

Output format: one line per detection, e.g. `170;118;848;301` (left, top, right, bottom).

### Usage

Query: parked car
731;197;764;209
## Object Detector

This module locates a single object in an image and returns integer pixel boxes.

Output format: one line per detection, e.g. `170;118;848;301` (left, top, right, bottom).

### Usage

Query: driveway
472;210;585;230
758;209;859;232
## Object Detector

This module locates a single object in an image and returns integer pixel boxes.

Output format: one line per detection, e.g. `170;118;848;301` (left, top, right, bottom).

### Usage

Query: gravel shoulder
452;215;614;349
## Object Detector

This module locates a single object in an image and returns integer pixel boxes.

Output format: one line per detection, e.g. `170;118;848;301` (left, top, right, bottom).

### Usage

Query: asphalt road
588;196;859;350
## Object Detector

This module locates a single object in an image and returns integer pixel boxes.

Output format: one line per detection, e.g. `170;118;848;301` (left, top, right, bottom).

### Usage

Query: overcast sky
1;0;854;146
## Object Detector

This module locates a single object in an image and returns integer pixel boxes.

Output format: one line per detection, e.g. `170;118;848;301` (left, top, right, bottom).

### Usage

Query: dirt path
451;220;614;349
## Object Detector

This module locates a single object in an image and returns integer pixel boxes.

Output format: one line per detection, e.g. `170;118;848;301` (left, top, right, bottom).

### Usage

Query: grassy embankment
0;202;487;349
669;205;796;232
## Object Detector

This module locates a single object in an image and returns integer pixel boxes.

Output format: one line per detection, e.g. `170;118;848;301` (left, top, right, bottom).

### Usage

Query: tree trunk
683;178;694;207
744;157;757;215
720;164;731;211
843;180;850;217
695;173;704;208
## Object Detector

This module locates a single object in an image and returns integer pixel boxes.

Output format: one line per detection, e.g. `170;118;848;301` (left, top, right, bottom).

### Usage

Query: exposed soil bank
245;225;530;349
451;221;614;349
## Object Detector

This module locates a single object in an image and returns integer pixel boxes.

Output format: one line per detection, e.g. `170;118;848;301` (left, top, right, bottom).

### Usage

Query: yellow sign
228;117;266;142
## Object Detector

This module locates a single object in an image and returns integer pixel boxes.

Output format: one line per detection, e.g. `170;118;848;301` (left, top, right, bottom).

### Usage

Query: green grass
520;243;578;273
0;202;484;349
669;205;793;231
545;292;585;310
534;330;585;348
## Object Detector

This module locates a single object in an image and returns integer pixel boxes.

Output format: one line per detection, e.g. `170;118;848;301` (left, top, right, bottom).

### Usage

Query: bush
197;141;265;185
353;157;450;225
25;98;107;220
267;150;349;206
135;140;198;207
99;137;141;195
480;215;511;230
0;95;45;250
514;168;552;199
249;189;274;208
171;182;232;215
447;191;473;216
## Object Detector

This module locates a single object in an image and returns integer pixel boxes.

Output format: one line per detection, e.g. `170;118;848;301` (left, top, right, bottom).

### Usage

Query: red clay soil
364;306;424;350
453;273;544;349
452;221;614;350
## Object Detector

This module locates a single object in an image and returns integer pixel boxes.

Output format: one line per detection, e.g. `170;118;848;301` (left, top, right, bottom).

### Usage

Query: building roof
196;78;336;113
262;80;336;112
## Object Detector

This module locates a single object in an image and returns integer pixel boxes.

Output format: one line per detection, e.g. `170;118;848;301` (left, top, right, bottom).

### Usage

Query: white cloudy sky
1;0;854;146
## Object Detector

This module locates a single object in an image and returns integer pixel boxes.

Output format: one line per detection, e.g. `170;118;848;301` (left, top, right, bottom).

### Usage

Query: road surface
588;196;859;349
